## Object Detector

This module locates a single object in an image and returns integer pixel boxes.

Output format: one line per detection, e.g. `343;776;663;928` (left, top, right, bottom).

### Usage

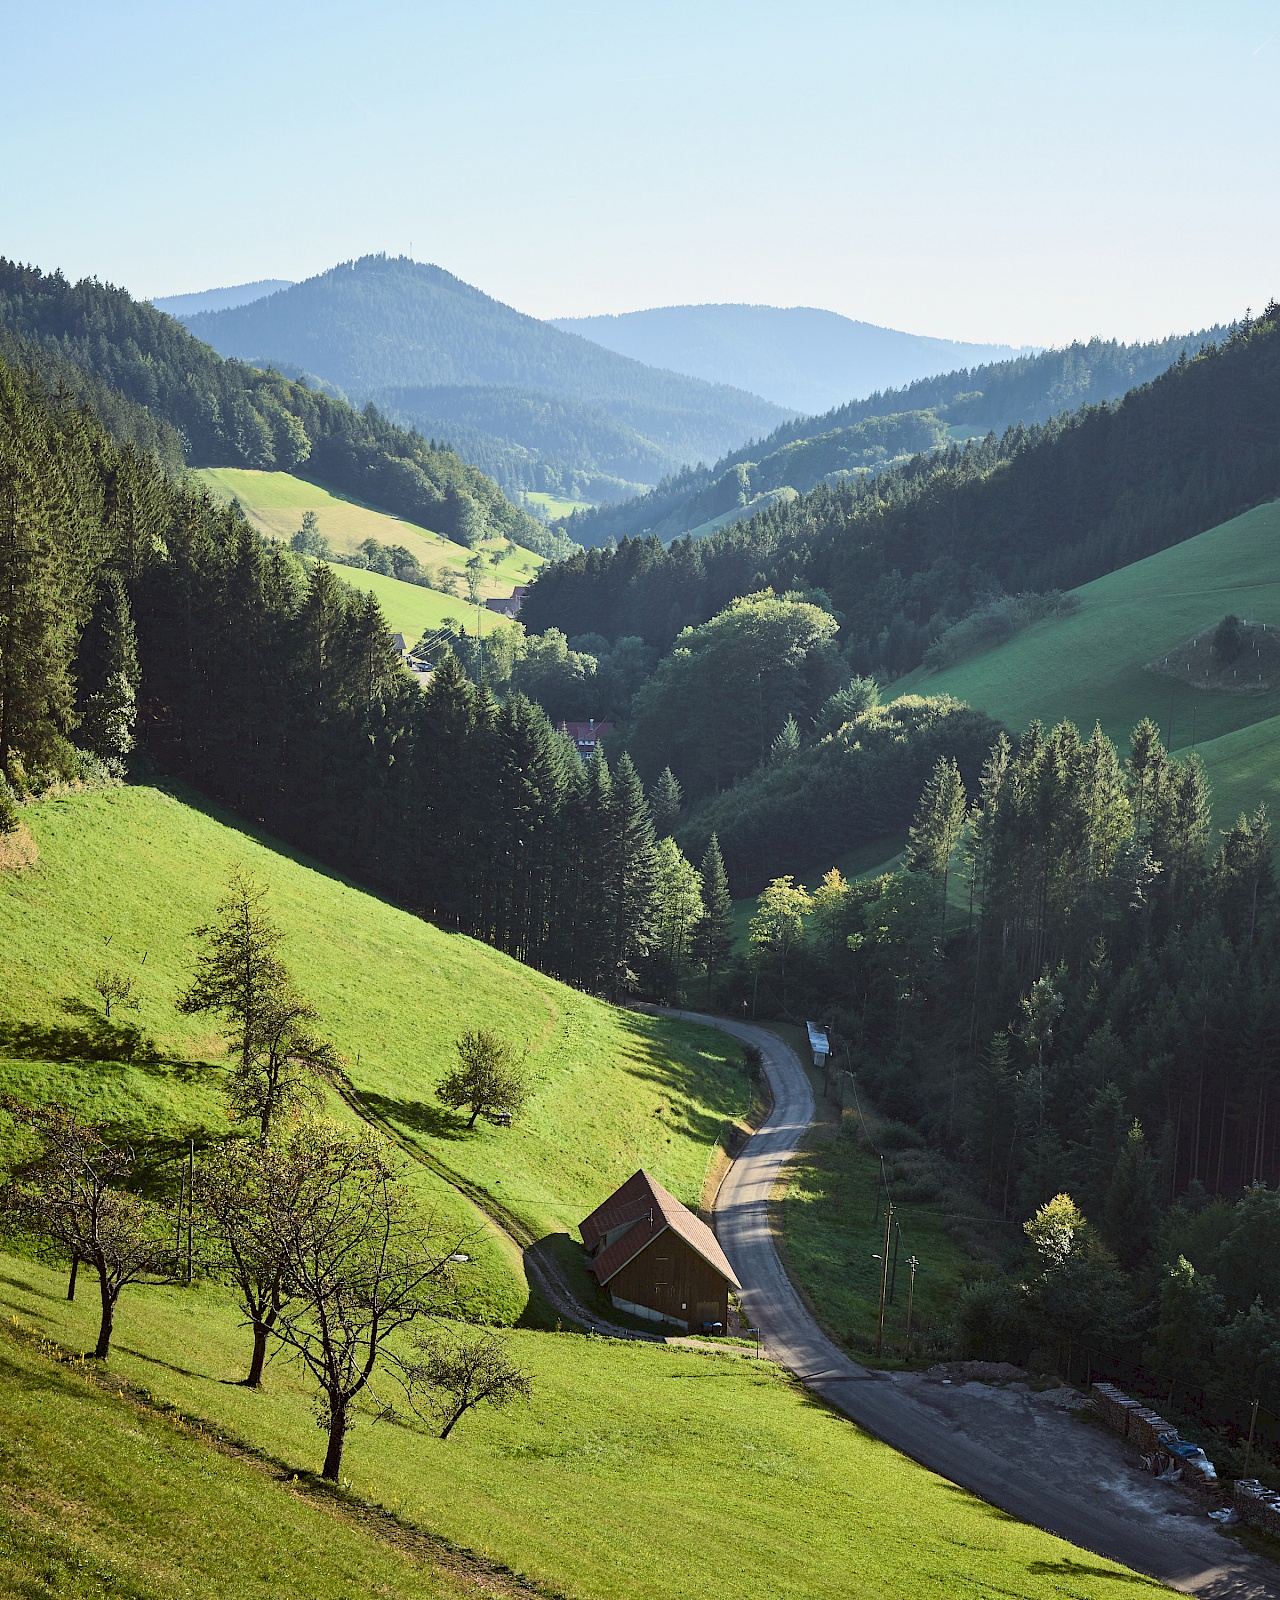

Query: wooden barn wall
608;1233;729;1325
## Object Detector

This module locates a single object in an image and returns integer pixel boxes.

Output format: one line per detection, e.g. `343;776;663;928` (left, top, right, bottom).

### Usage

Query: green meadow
520;489;591;519
195;467;541;583
329;563;477;641
0;1262;1144;1600
0;1324;473;1600
0;783;750;1322
896;498;1280;825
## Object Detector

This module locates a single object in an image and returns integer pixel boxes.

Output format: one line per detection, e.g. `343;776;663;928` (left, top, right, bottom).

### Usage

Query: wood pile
1235;1479;1280;1538
1090;1382;1219;1497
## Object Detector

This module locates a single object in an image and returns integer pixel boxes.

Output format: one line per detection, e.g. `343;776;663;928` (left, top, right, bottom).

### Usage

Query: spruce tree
694;832;734;1006
0;380;80;778
606;753;658;997
76;571;140;769
905;756;967;931
648;766;682;836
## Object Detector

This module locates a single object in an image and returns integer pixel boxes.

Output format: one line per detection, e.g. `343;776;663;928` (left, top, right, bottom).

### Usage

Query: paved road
663;1009;1280;1600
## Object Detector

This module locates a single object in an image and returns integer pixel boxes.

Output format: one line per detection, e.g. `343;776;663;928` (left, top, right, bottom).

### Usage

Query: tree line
524;307;1280;673
553;323;1232;550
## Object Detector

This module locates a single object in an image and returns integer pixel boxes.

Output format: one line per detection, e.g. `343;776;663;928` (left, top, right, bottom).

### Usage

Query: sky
4;1;1278;347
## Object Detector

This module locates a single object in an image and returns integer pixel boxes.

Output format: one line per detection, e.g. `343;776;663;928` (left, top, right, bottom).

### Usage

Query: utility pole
1244;1398;1260;1475
185;1137;195;1285
875;1201;894;1358
903;1256;919;1361
889;1219;901;1305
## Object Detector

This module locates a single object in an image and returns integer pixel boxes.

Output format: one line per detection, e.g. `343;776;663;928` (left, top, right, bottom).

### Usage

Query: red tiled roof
579;1169;740;1290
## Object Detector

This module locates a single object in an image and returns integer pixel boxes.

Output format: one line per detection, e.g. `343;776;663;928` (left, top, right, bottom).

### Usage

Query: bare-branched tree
197;1125;335;1386
0;1100;170;1358
91;967;139;1020
406;1328;532;1439
267;1124;461;1480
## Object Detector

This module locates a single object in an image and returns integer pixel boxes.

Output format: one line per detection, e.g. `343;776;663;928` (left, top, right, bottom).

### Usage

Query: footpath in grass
0;1256;1146;1600
895;498;1280;825
0;784;749;1323
0;1322;480;1600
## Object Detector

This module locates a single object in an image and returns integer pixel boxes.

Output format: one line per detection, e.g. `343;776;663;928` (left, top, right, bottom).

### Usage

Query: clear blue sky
4;1;1277;346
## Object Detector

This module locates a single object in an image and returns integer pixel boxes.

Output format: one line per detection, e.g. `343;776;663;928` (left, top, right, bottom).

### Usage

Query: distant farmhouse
485;584;529;618
580;1169;740;1332
557;718;614;759
390;632;432;679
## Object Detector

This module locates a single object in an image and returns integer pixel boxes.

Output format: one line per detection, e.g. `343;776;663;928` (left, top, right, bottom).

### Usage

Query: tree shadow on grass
1025;1560;1168;1588
357;1088;465;1142
0;1268;64;1305
116;1344;221;1383
0;1002;211;1086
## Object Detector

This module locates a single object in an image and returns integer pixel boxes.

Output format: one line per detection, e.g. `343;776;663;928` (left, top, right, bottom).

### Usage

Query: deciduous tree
267;1125;459;1480
406;1328;532;1440
437;1029;529;1129
0;1101;169;1359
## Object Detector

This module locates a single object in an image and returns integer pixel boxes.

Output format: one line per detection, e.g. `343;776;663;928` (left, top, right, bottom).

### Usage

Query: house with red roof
579;1169;740;1332
556;718;614;759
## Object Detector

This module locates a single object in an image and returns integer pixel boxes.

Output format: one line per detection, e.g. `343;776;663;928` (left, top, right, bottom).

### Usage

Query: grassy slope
0;1325;472;1600
196;467;541;582
0;1260;1139;1600
0;783;749;1322
895;498;1280;823
332;564;477;641
521;490;590;519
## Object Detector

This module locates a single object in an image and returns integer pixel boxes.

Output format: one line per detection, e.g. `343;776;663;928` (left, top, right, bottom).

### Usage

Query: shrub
951;1278;1030;1363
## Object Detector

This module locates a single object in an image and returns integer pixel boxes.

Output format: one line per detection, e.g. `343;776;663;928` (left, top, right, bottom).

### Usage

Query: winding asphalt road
662;1009;1280;1599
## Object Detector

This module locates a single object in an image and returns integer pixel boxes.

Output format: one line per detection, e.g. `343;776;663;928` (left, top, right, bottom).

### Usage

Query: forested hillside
526;309;1280;673
739;706;1280;1470
0;259;561;556
151;278;294;316
561;325;1228;548
376;382;669;503
0;350;702;999
181;256;790;490
554;302;1026;413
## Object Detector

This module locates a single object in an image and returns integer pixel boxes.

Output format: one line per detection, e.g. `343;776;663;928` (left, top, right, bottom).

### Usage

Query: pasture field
0;1259;1141;1600
0;783;750;1322
195;468;543;592
0;1323;472;1600
330;563;475;640
521;489;591;519
896;498;1280;824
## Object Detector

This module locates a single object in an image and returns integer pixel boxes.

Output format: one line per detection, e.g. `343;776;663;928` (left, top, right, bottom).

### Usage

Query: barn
579;1169;741;1332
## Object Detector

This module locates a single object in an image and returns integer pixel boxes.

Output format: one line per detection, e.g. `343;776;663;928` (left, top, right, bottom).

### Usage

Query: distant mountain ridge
551;303;1033;414
180;257;791;503
560;326;1232;548
151;279;293;316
